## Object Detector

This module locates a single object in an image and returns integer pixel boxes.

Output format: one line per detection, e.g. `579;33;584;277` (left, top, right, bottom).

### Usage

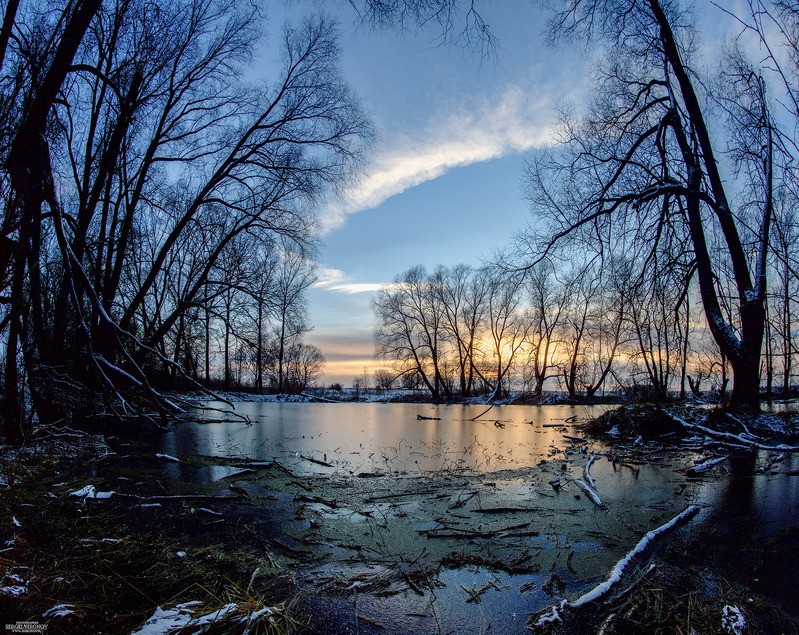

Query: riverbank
177;386;799;409
2;403;798;633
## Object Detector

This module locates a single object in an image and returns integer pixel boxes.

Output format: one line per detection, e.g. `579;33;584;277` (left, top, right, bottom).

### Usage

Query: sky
251;2;590;386
257;1;749;386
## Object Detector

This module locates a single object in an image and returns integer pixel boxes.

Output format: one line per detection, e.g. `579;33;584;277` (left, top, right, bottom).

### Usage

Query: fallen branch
470;404;494;421
686;455;730;475
667;412;799;452
300;455;333;467
302;392;339;403
583;455;598;489
574;479;605;509
530;505;700;630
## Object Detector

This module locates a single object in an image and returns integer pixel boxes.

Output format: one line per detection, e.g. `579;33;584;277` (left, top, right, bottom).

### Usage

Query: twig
470;403;495;421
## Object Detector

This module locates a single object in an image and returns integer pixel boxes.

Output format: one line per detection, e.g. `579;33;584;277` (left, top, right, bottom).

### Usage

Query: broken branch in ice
155;453;181;462
574;478;605;509
583;455;598;489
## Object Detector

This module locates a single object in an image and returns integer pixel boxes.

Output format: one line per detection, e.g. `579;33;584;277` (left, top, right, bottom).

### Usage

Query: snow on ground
722;604;746;635
43;603;77;618
69;484;115;499
130;602;276;635
129;605;194;634
0;571;28;597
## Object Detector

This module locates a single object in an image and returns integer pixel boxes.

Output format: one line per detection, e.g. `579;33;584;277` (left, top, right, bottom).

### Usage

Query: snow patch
155;453;181;463
43;603;77;618
130;602;239;634
69;485;114;499
722;605;745;635
186;603;237;627
129;605;192;634
70;485;96;498
1;572;28;596
534;600;567;627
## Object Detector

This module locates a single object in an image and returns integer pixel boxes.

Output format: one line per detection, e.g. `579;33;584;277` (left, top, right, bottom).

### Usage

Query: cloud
313;267;385;294
321;85;556;232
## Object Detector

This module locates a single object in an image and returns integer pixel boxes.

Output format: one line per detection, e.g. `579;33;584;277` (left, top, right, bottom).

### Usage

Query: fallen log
583;455;598;489
686;455;730;475
574;479;605;509
667;412;799;453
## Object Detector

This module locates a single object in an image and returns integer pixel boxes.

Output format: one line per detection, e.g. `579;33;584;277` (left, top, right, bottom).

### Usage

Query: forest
0;0;371;443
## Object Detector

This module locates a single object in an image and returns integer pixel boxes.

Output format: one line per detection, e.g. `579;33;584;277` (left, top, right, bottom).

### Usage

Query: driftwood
686;455;730;475
574;479;605;509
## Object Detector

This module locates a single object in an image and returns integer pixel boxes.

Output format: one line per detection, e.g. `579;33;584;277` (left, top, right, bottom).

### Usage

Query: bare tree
285;342;325;392
270;250;316;394
522;0;786;410
373;265;451;400
479;267;530;400
524;258;568;398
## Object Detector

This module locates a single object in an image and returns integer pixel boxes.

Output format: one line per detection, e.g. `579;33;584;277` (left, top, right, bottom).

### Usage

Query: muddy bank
1;405;798;633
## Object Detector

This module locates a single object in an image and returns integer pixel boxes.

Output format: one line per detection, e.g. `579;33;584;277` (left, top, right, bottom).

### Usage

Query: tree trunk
204;306;211;386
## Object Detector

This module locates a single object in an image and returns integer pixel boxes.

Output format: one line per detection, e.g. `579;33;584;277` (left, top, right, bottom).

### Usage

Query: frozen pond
147;402;799;633
157;402;614;474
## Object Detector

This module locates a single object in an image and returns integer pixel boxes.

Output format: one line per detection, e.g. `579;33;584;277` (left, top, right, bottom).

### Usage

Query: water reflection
159;403;613;474
149;401;799;628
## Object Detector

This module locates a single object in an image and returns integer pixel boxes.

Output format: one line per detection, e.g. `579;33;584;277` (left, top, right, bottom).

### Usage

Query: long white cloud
313;267;385;294
321;85;556;232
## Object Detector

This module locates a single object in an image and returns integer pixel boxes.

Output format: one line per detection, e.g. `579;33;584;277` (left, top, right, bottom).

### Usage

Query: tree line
374;244;796;402
0;0;371;443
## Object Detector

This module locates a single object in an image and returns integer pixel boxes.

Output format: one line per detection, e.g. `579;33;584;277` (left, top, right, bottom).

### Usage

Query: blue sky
261;1;747;385
285;2;591;384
